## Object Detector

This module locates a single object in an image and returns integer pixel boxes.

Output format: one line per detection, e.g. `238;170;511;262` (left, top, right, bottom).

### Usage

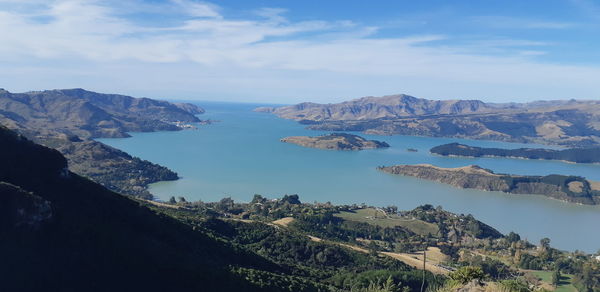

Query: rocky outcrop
379;164;600;205
281;133;389;150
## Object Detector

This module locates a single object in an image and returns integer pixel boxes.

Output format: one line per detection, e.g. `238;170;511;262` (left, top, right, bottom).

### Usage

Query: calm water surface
99;102;600;253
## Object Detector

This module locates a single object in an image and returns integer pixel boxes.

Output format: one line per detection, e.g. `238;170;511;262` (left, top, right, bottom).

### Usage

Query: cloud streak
0;0;599;103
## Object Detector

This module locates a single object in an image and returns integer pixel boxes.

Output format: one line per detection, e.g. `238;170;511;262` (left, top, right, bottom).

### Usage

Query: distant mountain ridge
0;88;205;197
257;94;600;147
0;88;203;138
256;94;495;121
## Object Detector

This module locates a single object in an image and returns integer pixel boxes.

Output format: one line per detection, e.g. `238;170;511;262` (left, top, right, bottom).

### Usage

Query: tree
168;196;176;204
251;194;266;204
217;197;234;211
281;194;301;204
383;276;399;292
577;263;598;292
449;266;485;284
386;205;398;214
178;196;186;203
540;238;551;250
507;232;521;243
368;241;379;256
552;269;561;287
500;279;529;292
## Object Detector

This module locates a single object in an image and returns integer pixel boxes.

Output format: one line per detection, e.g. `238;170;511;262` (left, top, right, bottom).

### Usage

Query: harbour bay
99;101;600;253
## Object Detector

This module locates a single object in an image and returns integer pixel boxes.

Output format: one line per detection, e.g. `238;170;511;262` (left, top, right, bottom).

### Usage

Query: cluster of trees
573;261;600;292
500;174;600;200
406;205;503;240
159;207;434;291
155;193;600;292
430;142;600;164
291;212;424;252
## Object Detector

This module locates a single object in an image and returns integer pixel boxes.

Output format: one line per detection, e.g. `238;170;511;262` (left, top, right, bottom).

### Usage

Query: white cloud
0;0;599;103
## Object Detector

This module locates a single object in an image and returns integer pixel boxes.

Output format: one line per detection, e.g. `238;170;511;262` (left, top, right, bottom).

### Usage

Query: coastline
99;102;600;253
377;164;600;206
429;152;600;165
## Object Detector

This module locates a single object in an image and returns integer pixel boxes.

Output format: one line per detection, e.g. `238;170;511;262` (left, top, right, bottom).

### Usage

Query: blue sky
0;0;599;103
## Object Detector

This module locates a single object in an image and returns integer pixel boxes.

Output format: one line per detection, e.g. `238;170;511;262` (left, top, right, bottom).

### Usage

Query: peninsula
431;143;600;164
281;133;389;150
378;164;600;205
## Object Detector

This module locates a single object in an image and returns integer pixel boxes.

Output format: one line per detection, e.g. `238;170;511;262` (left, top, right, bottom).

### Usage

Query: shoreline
429;152;600;165
377;164;600;206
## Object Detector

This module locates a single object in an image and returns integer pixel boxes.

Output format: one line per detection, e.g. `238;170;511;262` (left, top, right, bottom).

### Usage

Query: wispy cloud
0;0;598;102
171;0;221;18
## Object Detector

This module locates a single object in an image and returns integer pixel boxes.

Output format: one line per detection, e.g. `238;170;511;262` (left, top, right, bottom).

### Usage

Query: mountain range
257;94;600;147
0;88;203;138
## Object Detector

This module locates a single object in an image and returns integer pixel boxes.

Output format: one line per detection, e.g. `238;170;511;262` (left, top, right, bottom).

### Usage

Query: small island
281;133;389;150
378;164;600;205
430;143;600;164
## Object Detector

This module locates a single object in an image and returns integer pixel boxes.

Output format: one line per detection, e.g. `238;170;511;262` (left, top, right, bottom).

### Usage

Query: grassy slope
531;271;578;292
334;208;439;236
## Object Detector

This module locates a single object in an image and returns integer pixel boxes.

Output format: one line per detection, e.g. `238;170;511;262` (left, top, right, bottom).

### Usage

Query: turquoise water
99;102;600;253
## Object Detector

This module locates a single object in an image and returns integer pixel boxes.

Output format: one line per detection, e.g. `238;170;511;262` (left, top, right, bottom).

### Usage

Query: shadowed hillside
0;126;282;292
0;88;205;197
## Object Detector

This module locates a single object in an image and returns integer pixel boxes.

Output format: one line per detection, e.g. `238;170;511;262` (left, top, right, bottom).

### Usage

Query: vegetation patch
334;208;439;236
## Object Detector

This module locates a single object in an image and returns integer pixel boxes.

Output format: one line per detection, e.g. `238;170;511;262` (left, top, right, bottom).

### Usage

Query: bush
449;266;485;284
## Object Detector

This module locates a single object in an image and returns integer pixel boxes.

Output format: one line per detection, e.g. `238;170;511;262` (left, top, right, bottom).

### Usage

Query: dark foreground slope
0;126;434;292
0;126;282;292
